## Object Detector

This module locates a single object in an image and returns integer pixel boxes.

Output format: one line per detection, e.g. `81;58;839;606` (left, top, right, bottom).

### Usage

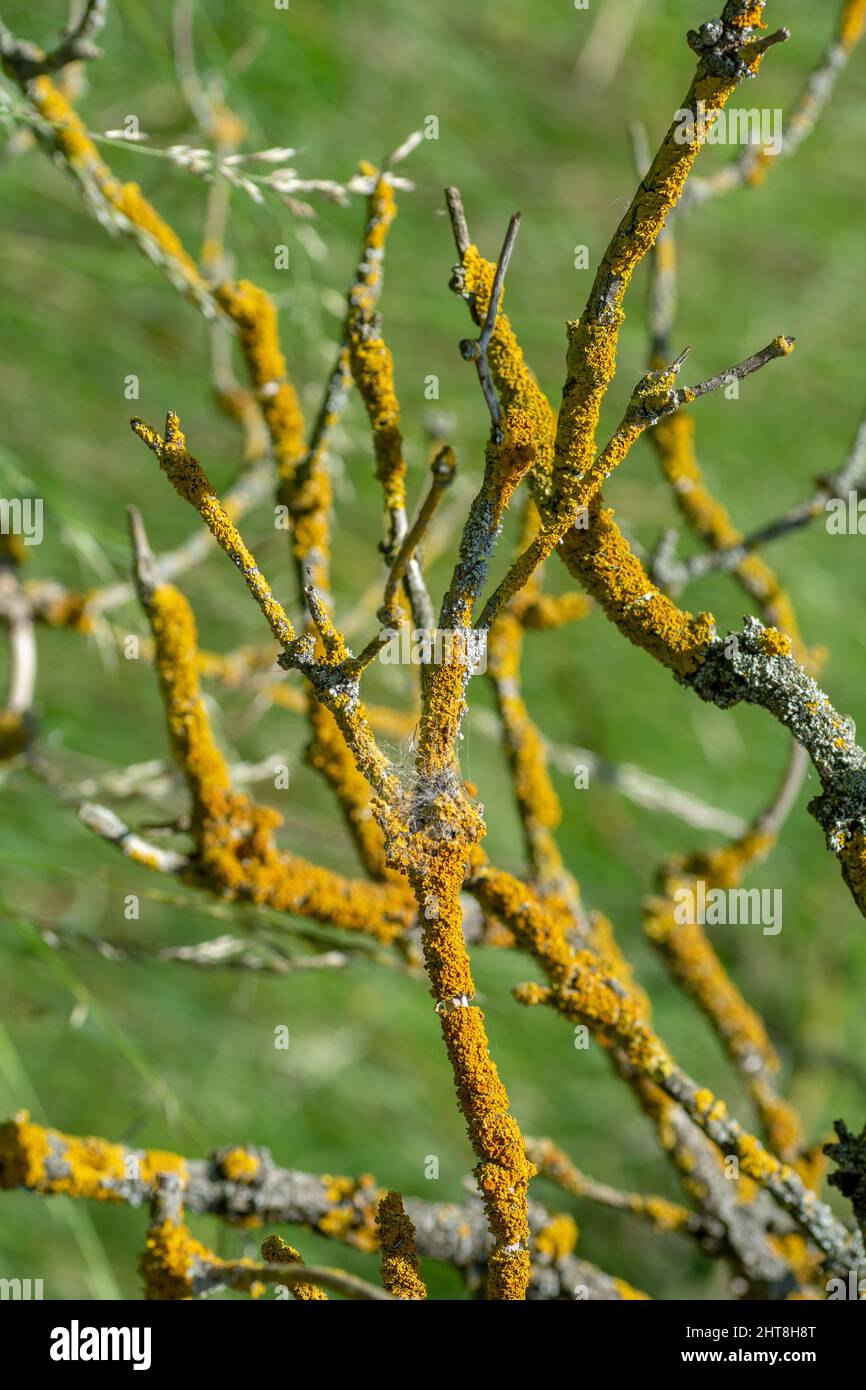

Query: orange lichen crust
456;236;716;680
24;581;94;632
416;413;535;777
488;409;538;522
560;502;717;676
494;861;800;1200
0;1112;187;1200
351;163;398;316
547;32;778;529
840;0;866;48
452;23;781;677
394;786;535;1281
528;1136;694;1236
469;867;575;985
283;349;347;594
285;168;401;599
460;245;558;499
649;409;815;669
261;1234;328;1299
516;994;858;1271
148;583;234;834
218;1147;261;1184
394;794;534;1298
214;279;306;487
142;1197;268;1301
389;613;534;1310
438;1006;534;1299
646;827;803;1162
347;358;405;539
146;581;412;942
486;611;568;895
140;1216;224;1300
317;1172;382;1250
133;410;401;811
376;1191;427;1299
133;413;296;648
515;962;674;1080
345;168;407;548
533;1211;579;1262
464;868;784;1258
306;699;406;887
27;78;210;306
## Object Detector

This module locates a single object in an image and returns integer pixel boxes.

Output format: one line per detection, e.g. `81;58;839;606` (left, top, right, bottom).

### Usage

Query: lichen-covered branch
376;1191;427;1299
514;967;862;1276
142;1172;386;1300
527;1136;719;1244
644;746;807;1161
0;1112;637;1297
685;0;866;204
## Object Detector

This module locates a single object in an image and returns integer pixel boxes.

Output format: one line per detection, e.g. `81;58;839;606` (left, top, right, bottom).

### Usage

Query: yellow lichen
534;1212;578;1262
316;1173;381;1252
140;1217;211;1300
144;579;412;941
649;409;814;669
515;962;674;1081
486;613;567;892
436;1003;535;1299
29;78;208;301
307;700;399;883
645;826;804;1161
840;0;866;50
219;1147;261;1185
347;327;405;521
214;280;306;485
376;1191;427;1299
462;245;558;501
0;1113;189;1200
260;1234;327;1300
0;710;28;762
0;1111;50;1189
560;503;717;676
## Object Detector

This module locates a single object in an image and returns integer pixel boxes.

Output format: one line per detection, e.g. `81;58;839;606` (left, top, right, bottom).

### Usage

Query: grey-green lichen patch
684;616;866;865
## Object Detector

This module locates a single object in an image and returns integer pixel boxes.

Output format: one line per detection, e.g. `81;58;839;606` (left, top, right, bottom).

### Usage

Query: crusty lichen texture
644;824;804;1163
8;0;866;1305
547;9;780;528
0;1112;187;1202
347;170;407;553
215;279;306;488
649;408;814;669
143;577;412;940
376;1191;427;1299
260;1235;328;1300
25;77;212;310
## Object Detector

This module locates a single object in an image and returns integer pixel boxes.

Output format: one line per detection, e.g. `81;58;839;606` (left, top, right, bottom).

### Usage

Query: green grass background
1;0;865;1299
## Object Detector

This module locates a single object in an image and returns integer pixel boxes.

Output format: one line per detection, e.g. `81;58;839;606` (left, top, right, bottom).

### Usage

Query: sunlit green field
1;0;865;1299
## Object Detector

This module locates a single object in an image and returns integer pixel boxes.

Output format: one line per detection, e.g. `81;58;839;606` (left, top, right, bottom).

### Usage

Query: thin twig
0;0;108;80
459;211;521;437
672;408;866;586
380;446;456;625
78;801;189;874
444;186;470;257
